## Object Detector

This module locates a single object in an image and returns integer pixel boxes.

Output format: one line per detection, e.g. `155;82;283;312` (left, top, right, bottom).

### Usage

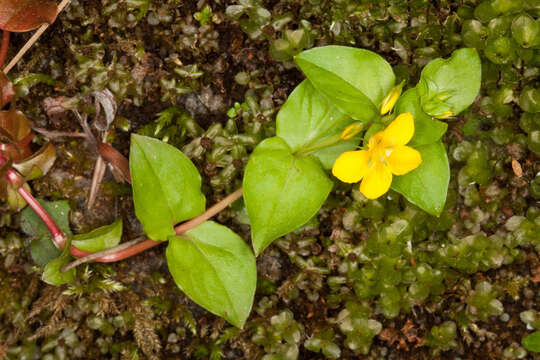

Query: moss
1;0;540;358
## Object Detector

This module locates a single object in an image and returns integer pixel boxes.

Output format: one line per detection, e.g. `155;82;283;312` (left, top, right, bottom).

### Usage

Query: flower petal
381;112;414;146
332;150;370;183
385;145;422;175
359;161;392;199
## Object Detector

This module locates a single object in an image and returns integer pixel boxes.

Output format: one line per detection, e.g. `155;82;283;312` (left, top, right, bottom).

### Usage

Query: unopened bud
340;122;364;140
434;110;454;119
380;81;404;115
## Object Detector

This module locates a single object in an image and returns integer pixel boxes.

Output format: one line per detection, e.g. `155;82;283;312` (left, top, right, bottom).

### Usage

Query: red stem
2;150;244;270
16;181;66;247
61;188;244;271
0;31;9;70
1;152;66;248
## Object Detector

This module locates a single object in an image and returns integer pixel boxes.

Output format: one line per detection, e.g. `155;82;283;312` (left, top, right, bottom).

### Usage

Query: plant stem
15;181;66;246
4;144;243;272
0;152;66;246
3;0;72;74
294;134;342;157
0;31;10;69
61;188;244;272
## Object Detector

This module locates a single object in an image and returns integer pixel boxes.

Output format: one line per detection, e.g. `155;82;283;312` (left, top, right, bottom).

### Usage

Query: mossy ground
1;0;539;359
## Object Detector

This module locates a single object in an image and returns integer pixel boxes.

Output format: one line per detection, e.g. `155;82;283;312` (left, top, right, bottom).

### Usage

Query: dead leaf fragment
511;158;522;178
0;73;14;108
98;142;131;183
0;0;58;32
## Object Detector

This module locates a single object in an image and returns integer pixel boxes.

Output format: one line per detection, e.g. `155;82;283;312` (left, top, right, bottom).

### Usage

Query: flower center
368;134;392;166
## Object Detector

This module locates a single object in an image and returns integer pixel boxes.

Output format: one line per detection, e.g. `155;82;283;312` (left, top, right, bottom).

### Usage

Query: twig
0;31;10;69
31;126;87;139
61;188;244;272
65;237;147;265
87;155;106;209
174;188;243;234
3;0;72;74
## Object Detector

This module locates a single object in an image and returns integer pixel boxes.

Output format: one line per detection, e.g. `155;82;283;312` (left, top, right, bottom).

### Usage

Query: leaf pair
130;135;256;328
289;46;480;216
391;49;481;215
243;78;363;255
21;200;122;272
42;218;123;286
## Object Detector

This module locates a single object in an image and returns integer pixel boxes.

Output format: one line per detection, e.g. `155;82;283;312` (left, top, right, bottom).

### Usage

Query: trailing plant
4;45;481;328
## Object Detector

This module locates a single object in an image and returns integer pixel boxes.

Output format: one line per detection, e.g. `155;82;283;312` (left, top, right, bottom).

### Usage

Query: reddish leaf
0;0;58;32
0;109;33;161
42;96;77;126
0;156;12;199
13;141;56;179
0;134;33;161
0;73;14;108
0;109;31;141
98;142;131;183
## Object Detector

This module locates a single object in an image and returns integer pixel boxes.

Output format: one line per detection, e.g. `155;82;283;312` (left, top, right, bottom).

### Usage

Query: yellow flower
332;112;422;199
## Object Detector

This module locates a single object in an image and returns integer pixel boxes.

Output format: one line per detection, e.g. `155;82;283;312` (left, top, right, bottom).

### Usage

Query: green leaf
395;88;448;146
417;48;481;116
130;134;206;241
42;237;75;286
166;221;256;328
461;20;487;50
391;141;449;216
511;14;540;48
30;236;61;267
72;219;122;252
21;200;71;267
295;46;395;122
519;87;540;113
243;137;333;254
21;200;72;238
523;331;540;353
276;80;358;169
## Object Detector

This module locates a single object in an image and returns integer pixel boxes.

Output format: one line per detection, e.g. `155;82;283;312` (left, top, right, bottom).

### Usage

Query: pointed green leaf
42;237;75;286
276;80;359;169
395;88;448;146
130;134;206;241
295;46;395;122
243;137;333;254
72;219;122;252
417;48;481;116
391;141;449;216
166;221;256;328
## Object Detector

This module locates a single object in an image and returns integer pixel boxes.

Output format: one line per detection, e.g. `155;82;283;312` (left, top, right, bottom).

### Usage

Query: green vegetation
0;0;539;359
